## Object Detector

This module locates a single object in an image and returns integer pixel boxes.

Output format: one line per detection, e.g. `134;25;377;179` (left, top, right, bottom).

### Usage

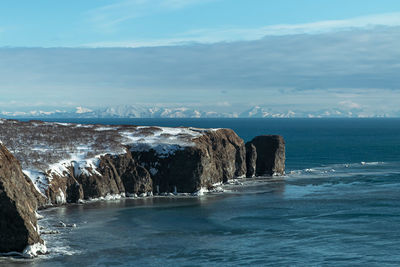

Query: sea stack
246;135;285;176
245;143;257;177
0;143;46;257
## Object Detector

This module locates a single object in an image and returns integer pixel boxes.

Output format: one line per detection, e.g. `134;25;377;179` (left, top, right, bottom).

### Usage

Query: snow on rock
55;188;66;205
94;126;118;131
0;119;219;198
22;170;48;196
35;211;44;220
192;188;207;196
85;193;126;202
121;126;212;157
22;242;47;258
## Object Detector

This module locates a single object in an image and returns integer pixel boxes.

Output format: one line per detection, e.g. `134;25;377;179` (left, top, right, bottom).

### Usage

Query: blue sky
1;0;400;116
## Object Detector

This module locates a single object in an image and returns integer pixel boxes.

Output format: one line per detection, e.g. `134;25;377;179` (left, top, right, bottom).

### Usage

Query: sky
1;0;400;116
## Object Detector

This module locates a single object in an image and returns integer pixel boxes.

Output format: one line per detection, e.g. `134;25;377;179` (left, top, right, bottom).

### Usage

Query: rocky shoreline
0;119;285;257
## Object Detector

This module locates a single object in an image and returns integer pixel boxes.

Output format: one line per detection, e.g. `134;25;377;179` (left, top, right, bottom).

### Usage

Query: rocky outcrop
44;151;152;204
46;174;83;205
130;129;246;193
0;118;285;207
77;152;152;198
40;130;285;203
0;144;46;256
0;121;287;259
246;135;285;176
245;143;257;177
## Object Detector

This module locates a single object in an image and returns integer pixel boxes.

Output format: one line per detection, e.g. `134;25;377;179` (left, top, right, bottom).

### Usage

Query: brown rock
46;171;83;205
245;143;257;177
76;158;124;199
0;144;44;253
65;177;84;203
100;152;152;195
130;129;246;193
247;135;285;176
46;152;153;202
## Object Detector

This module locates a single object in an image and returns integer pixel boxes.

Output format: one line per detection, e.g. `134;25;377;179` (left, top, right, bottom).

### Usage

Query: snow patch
22;242;47;258
85;193;126;202
126;193;138;198
55;188;66;205
23;170;48;196
49;153;102;178
95;126;118;131
3;120;222;201
192;187;207;196
35;211;44;220
121;126;213;156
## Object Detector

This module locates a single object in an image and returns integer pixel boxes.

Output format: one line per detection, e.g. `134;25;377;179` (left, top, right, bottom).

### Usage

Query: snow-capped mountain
93;106;204;118
239;106;296;118
0;105;236;119
0;105;398;119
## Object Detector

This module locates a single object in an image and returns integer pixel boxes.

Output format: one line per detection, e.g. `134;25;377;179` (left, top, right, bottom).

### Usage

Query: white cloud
339;100;362;109
84;12;400;47
259;12;400;34
87;0;215;32
2;26;400;116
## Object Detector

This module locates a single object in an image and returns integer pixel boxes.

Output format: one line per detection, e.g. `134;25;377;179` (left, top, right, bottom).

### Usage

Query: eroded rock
45;151;152;203
0;144;46;255
246;135;285;176
131;129;246;193
245;143;257;177
1;120;286;207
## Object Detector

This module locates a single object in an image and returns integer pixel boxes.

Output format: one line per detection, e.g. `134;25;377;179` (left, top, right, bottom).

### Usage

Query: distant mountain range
0;105;397;119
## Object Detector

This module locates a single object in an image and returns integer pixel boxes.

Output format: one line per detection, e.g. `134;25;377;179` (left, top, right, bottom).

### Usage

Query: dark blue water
4;118;400;266
20;118;400;170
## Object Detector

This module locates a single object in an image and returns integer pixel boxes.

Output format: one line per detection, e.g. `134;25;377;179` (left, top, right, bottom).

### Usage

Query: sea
2;118;400;266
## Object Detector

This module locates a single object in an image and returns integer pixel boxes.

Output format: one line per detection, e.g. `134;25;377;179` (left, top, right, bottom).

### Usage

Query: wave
286;161;399;179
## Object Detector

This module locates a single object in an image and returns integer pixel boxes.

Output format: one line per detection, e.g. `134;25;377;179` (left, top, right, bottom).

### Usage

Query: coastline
0;118;285;257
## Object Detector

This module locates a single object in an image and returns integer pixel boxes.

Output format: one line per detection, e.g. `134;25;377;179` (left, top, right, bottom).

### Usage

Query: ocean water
3;118;400;266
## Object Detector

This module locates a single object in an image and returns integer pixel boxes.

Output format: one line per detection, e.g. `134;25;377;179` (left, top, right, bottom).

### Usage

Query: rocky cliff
0;119;286;258
43;128;246;202
0;143;46;257
0;119;285;207
246;135;285;176
245;143;257;177
43;152;153;204
130;128;246;193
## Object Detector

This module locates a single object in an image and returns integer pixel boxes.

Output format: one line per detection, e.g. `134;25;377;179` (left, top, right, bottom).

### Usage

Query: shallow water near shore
2;118;400;266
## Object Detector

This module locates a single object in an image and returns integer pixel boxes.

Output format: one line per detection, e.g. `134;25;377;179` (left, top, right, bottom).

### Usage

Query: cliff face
0;120;286;258
44;129;246;201
0;119;285;207
0;144;45;255
245;143;257;178
130;129;246;193
246;135;285;176
76;152;153;199
45;152;152;204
